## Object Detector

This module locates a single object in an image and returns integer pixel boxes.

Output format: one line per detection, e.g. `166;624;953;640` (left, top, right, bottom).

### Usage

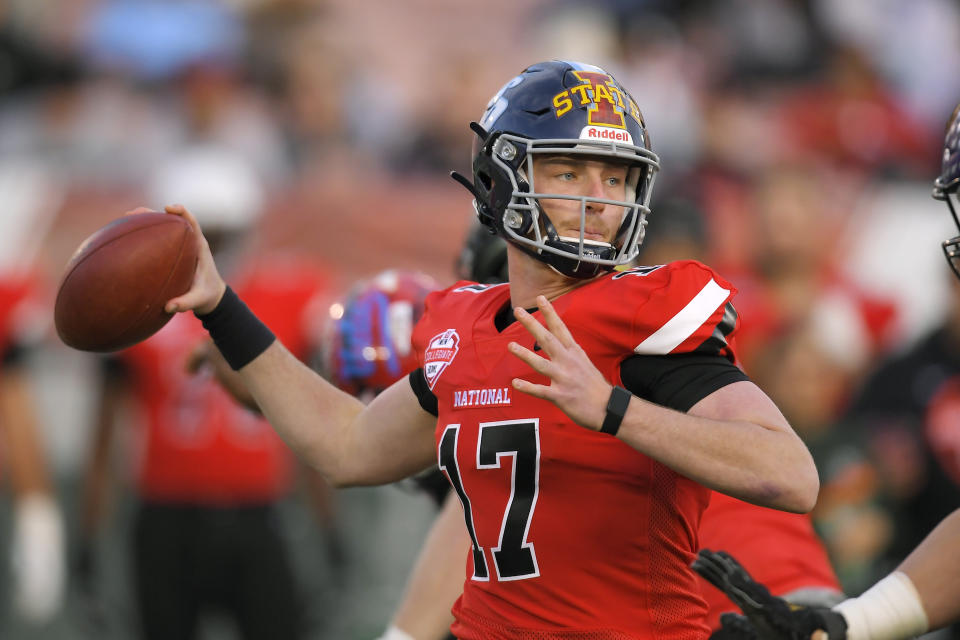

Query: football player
163;60;818;638
376;211;840;640
692;103;960;640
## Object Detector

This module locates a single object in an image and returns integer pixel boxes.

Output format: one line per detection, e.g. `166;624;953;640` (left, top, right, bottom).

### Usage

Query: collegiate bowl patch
424;329;460;390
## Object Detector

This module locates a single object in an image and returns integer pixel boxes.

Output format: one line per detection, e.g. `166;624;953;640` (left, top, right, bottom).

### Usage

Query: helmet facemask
484;132;658;279
935;187;960;280
934;102;960;280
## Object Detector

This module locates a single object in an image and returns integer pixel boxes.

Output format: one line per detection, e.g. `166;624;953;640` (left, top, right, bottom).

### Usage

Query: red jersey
120;257;330;504
698;492;841;629
0;270;46;357
413;261;739;640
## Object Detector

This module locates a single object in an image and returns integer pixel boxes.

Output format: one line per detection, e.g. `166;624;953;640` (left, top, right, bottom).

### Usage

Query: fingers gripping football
162;204;227;315
508;295;611;431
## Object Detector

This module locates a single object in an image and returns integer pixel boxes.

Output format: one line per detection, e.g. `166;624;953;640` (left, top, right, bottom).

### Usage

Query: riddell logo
580;126;633;144
423;329;460;390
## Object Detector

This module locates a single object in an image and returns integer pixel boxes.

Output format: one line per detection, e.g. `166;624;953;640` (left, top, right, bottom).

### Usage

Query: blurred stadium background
1;0;960;638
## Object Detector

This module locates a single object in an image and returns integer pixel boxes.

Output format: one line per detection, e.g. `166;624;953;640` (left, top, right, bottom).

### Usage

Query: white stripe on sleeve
634;279;730;355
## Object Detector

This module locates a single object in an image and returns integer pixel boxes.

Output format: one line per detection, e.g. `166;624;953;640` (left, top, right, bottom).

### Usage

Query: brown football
54;212;199;352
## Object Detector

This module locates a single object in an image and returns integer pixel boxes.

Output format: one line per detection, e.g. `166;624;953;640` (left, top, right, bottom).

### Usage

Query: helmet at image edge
934;103;960;280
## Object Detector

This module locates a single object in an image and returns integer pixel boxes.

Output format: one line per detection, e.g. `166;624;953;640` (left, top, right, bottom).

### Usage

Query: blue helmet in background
452;60;660;279
934;103;960;279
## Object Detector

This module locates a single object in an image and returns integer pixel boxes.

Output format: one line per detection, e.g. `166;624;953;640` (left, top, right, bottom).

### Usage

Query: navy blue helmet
451;60;660;279
934;103;960;279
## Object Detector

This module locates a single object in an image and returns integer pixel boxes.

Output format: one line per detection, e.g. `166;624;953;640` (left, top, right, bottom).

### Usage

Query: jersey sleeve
620;261;740;362
620;353;749;412
408;368;439;416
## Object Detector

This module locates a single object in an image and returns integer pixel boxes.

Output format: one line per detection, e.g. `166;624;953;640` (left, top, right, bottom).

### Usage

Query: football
54;212;198;352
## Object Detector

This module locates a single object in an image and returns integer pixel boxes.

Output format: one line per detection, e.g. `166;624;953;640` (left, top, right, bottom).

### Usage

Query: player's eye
557;171;576;181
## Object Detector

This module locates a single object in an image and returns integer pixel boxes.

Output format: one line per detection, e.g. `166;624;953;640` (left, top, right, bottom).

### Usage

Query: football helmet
451;60;660;279
321;270;438;397
935;103;960;280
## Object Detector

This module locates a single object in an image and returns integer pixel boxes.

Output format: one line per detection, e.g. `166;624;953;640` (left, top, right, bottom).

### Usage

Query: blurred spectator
720;162;898;373
77;148;336;640
638;196;709;266
750;318;890;595
812;0;960;127
82;0;244;82
843;274;960;614
776;43;936;176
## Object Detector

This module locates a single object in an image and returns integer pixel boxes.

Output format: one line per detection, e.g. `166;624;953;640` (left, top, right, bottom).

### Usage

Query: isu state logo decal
424;329;460;390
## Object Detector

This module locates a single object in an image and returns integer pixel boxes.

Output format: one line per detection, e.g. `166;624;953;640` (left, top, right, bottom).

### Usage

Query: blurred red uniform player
79;148;334;640
697;492;842;629
0;266;65;624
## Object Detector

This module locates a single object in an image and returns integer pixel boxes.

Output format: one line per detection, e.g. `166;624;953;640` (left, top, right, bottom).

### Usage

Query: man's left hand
508;295;611;431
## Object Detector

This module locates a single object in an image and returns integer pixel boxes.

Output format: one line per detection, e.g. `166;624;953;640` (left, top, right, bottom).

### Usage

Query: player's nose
583;175;608;211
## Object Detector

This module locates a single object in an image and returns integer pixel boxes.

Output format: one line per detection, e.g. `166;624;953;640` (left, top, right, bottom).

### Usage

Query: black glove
693;549;848;640
712;613;760;640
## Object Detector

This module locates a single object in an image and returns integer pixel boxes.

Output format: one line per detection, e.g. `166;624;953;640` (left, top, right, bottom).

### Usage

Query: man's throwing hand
162;204;227;315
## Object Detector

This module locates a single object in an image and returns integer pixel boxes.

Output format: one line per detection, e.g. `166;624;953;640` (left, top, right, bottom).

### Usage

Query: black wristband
196;286;275;370
600;385;631;436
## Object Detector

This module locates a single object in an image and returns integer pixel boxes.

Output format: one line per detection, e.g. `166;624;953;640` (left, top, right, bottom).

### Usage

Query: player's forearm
823;513;960;640
237;341;436;486
615;395;818;513
237;340;366;484
896;508;960;630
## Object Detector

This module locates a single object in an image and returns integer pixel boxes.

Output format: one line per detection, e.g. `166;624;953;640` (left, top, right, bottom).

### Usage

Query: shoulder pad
584;261;740;359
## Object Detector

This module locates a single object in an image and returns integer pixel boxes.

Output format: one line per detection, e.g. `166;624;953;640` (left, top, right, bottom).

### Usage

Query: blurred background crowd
1;0;960;638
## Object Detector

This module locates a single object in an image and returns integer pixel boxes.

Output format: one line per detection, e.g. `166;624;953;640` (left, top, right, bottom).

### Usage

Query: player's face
531;155;629;244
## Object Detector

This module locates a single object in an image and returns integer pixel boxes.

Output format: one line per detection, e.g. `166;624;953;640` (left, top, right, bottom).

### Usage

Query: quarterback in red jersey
376;221;841;640
163;60;818;639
